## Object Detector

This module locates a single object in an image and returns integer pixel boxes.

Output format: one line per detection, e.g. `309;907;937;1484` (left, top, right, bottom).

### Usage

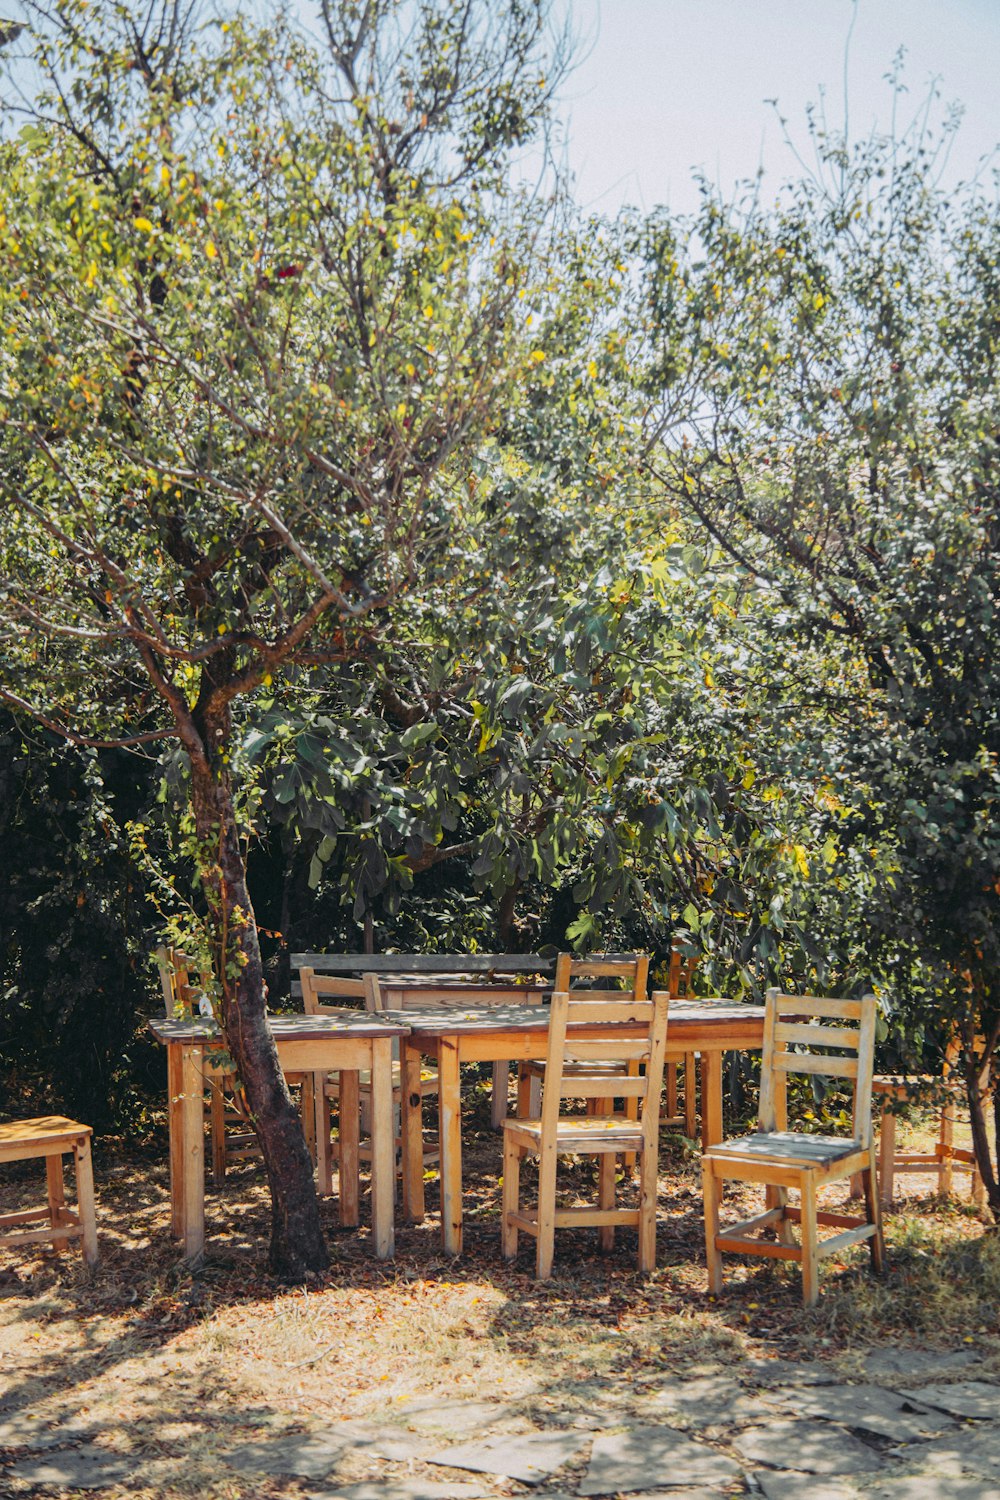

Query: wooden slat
774;995;863;1020
720;1207;785;1238
558;1076;646;1099
774;1022;859;1050
0;1206;63;1229
565;1000;652;1023
816;1224;877;1258
773;1053;859;1079
561;1040;650;1061
715;1235;801;1261
0;1223;84;1249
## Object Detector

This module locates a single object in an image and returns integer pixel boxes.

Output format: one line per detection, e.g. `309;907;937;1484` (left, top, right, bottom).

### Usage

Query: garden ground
0;1090;998;1498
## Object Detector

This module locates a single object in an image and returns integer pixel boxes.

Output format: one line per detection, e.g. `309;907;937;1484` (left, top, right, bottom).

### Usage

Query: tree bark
189;753;329;1278
964;1041;1000;1223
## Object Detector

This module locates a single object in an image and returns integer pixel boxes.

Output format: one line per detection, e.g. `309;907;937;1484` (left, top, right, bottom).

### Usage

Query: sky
552;0;1000;217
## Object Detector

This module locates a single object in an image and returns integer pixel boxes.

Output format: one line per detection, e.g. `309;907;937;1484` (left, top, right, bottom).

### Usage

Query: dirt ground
1;1085;998;1497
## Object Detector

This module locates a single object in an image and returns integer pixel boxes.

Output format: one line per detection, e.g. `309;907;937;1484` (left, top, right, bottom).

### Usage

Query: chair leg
684;1053;698;1139
666;1060;678;1120
862;1144;885;1274
800;1174;819;1307
702;1162;723;1294
491;1061;509;1129
501;1133;520;1260
315;1085;334;1196
766;1184;795;1245
535;1143;558;1279
596;1102;616;1252
939;1097;955;1195
338;1070;361;1228
46;1154;66;1253
516;1064;532;1119
210;1082;227;1188
636;1145;658;1274
879;1107;896;1209
73;1138;99;1268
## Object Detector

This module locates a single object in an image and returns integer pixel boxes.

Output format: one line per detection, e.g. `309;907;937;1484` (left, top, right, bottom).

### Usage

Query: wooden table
149;1012;408;1264
393;999;766;1255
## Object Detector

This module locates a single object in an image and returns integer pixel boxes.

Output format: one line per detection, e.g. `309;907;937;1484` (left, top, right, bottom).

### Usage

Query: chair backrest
666;948;698;998
299;967;367;1015
759;989;878;1146
554;952;650;1001
155;946;198;1018
539;989;670;1145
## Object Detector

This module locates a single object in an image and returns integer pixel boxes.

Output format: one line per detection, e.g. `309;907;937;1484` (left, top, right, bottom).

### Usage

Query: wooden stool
0;1117;98;1265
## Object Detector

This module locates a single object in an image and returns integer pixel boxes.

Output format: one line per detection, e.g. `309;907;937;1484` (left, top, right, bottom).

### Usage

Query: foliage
0;713;153;1129
638;93;1000;1208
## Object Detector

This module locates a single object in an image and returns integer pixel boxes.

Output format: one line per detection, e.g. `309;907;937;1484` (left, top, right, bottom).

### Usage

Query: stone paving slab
731;1419;883;1475
323;1420;432;1462
857;1474;1000;1499
427;1429;591;1484
762;1383;956;1441
754;1476;858;1500
222;1431;353;1479
744;1360;840;1386
894;1426;1000;1481
5;1447;137;1490
644;1375;756;1427
577;1426;742;1495
394;1400;517;1434
897;1382;999;1420
861;1349;981;1383
308;1482;488;1500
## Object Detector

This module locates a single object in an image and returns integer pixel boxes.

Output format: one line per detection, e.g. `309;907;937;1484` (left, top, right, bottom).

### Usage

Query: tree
0;0;571;1274
638;95;1000;1213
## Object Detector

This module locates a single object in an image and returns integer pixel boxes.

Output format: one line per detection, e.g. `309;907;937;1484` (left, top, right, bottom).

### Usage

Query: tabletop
149;1012;410;1044
385;998;766;1038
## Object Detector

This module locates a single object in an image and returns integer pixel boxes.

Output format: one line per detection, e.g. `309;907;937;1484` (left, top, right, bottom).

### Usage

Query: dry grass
0;1090;998;1496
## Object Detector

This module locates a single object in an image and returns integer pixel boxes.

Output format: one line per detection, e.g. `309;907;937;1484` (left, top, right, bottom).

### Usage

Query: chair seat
707;1131;861;1167
0;1116;91;1162
505;1114;645;1153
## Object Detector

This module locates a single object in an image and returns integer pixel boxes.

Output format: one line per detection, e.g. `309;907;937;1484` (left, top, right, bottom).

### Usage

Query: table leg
438;1040;463;1255
700;1050;724;1151
338;1070;361;1227
369;1038;395;1259
167;1043;184;1239
400;1038;425;1222
181;1044;205;1264
314;1072;333;1197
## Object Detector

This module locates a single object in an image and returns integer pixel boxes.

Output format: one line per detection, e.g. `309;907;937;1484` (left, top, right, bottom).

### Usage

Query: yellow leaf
529;349;545;364
133;216;154;233
205;241;218;259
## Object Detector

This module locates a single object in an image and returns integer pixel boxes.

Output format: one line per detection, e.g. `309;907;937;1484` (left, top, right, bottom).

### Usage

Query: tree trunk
964;1043;1000;1223
189;756;329;1278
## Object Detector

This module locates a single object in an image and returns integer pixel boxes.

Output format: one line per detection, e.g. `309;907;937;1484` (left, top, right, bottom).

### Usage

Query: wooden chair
0;1117;98;1266
363;971;524;1165
664;949;699;1136
299;968;437;1195
516;954;650;1106
157;947;314;1185
865;1037;987;1208
156;946;259;1186
502;987;669;1278
702;989;884;1307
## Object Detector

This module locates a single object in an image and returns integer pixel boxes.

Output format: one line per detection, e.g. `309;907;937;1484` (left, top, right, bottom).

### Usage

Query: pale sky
556;0;1000;216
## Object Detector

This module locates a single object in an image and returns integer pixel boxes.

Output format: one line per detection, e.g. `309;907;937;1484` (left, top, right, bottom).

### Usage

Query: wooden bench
0;1117;98;1265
